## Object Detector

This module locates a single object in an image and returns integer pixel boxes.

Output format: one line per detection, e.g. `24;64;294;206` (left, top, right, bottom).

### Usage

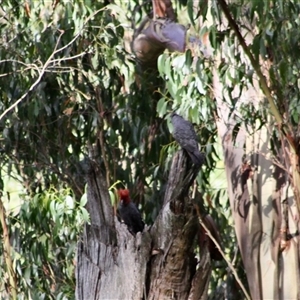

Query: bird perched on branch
171;113;205;167
118;189;145;235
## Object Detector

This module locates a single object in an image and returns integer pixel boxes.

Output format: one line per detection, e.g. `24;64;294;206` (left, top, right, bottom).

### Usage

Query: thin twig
195;205;251;300
192;183;250;299
219;0;296;155
49;51;91;65
0;30;64;121
216;0;284;134
0;7;105;121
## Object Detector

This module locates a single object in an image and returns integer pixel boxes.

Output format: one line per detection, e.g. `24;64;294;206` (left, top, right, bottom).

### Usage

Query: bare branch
0;7;105;121
195;205;251;300
217;0;283;131
0;30;64;121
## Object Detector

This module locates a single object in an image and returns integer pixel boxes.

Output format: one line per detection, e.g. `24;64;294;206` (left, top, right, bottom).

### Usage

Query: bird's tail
189;151;205;167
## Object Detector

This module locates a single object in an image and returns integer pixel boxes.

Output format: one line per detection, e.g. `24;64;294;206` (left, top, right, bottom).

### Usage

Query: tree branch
216;0;293;144
0;30;64;121
0;8;105;121
217;0;300;223
148;151;200;299
195;205;251;300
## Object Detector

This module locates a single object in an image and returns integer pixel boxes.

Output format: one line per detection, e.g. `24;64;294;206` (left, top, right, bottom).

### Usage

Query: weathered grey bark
147;151;207;299
188;247;211;300
76;151;212;300
75;158;151;299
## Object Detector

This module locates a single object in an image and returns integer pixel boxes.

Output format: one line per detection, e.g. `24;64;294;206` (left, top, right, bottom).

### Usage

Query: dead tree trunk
75;157;151;299
148;151;205;299
75;151;211;300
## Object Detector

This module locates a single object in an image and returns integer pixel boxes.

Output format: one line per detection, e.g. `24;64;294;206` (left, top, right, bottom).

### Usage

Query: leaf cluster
0;187;88;299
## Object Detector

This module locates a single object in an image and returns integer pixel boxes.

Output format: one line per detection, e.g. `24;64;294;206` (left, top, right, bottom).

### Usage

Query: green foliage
208;0;300;137
0;187;88;299
0;0;170;209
